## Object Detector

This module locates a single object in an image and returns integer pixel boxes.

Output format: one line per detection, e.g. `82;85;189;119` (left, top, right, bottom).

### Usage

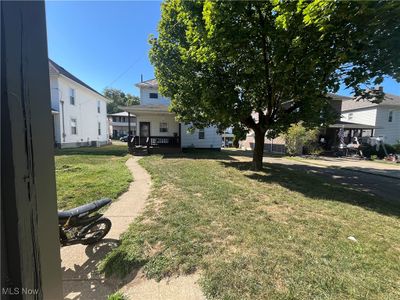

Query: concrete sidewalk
61;157;205;300
61;157;151;299
289;156;400;180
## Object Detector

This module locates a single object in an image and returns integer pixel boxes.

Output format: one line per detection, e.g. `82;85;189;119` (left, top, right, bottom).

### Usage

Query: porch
123;104;182;155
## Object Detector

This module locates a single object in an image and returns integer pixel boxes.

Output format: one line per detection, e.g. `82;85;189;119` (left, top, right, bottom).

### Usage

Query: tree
104;88;139;114
149;0;400;170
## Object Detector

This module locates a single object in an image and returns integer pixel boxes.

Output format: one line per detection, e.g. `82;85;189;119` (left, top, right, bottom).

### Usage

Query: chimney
141;74;143;82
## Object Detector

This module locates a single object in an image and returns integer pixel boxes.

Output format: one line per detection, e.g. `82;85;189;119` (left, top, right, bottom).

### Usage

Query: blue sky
46;1;162;97
46;1;399;97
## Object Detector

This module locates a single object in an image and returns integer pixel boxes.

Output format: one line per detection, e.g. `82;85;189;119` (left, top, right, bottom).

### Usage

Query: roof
341;93;400;112
108;111;136;117
327;93;352;101
122;104;172;114
49;59;105;98
328;121;378;129
135;78;158;89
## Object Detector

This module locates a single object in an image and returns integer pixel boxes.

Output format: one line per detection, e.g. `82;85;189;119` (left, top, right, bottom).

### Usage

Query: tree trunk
252;129;266;170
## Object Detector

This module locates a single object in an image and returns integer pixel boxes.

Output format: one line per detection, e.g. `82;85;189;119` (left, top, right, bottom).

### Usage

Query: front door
139;122;150;143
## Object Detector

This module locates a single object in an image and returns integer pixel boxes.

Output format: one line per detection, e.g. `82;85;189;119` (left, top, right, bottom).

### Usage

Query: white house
123;79;222;151
49;59;109;148
108;111;137;138
341;91;400;145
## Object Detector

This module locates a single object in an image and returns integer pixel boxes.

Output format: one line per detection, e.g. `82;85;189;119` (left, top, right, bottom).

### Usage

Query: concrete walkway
61;157;150;299
290;156;400;179
266;156;400;205
61;157;205;300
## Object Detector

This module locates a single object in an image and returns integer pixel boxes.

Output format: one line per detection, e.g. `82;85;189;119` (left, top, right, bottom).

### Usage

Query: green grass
55;144;132;210
107;292;127;300
100;151;400;300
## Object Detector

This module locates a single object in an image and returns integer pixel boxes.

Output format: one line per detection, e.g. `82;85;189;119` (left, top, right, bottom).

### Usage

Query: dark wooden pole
1;1;63;298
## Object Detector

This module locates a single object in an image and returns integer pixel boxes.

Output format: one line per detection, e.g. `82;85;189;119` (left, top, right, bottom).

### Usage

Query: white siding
181;124;222;148
140;87;170;106
55;76;108;145
340;108;377;126
374;107;400;145
135;113;179;137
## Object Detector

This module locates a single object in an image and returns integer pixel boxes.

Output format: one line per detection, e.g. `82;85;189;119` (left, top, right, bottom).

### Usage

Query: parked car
119;135;129;142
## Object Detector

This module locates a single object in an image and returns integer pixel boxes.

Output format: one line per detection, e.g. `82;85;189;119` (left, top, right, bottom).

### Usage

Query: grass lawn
55;144;132;210
101;151;400;300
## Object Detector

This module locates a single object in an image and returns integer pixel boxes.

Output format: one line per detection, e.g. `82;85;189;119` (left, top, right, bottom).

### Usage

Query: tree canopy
149;0;400;169
104;88;139;114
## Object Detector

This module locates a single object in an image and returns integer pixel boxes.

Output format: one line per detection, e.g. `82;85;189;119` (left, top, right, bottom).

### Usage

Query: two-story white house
108;111;137;138
123;79;222;152
341;91;400;145
49;59;109;148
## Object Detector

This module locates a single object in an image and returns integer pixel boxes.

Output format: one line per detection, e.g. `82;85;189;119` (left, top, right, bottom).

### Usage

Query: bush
361;143;397;159
393;143;400;153
284;123;319;155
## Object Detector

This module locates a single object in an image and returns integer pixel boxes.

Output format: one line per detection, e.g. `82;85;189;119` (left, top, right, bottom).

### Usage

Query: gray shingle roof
341;93;400;111
49;59;104;98
135;78;158;88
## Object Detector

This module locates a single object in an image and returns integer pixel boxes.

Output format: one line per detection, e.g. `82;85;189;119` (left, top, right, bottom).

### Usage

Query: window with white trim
98;122;101;135
198;128;205;139
70;88;75;105
97;100;101;113
348;113;353;120
160;122;168;133
71;118;77;135
388;110;394;122
149;92;158;99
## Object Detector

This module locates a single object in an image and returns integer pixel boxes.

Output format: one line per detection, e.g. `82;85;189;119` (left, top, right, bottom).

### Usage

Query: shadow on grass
55;145;129;157
220;160;400;218
159;149;251;161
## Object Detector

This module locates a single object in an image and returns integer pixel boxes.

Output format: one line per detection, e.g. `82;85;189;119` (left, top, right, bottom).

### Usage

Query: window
98;122;101;135
149;92;158;99
112;117;116;122
69;88;75;105
97;100;101;113
388;110;394;122
199;128;205;139
348;113;353;120
160;122;168;133
71;118;77;135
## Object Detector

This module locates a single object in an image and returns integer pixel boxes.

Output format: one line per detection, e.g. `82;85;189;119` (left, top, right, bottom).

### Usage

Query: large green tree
150;0;400;170
104;88;139;114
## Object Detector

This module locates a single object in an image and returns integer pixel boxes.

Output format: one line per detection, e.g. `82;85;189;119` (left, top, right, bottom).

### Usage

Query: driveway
265;156;400;205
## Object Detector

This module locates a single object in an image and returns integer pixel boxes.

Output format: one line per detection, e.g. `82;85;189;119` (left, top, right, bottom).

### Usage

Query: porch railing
128;135;180;150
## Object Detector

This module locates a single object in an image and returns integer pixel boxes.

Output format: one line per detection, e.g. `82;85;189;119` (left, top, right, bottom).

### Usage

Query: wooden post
1;1;63;298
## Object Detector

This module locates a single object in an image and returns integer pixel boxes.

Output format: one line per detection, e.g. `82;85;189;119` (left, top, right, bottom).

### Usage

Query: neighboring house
49;59;109;148
108;112;137;139
341;91;400;145
123;79;222;151
239;93;380;152
222;127;234;147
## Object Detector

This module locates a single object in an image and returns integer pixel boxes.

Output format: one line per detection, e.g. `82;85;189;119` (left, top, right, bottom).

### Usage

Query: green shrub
393;143;400;153
284;123;319;155
361;143;396;159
